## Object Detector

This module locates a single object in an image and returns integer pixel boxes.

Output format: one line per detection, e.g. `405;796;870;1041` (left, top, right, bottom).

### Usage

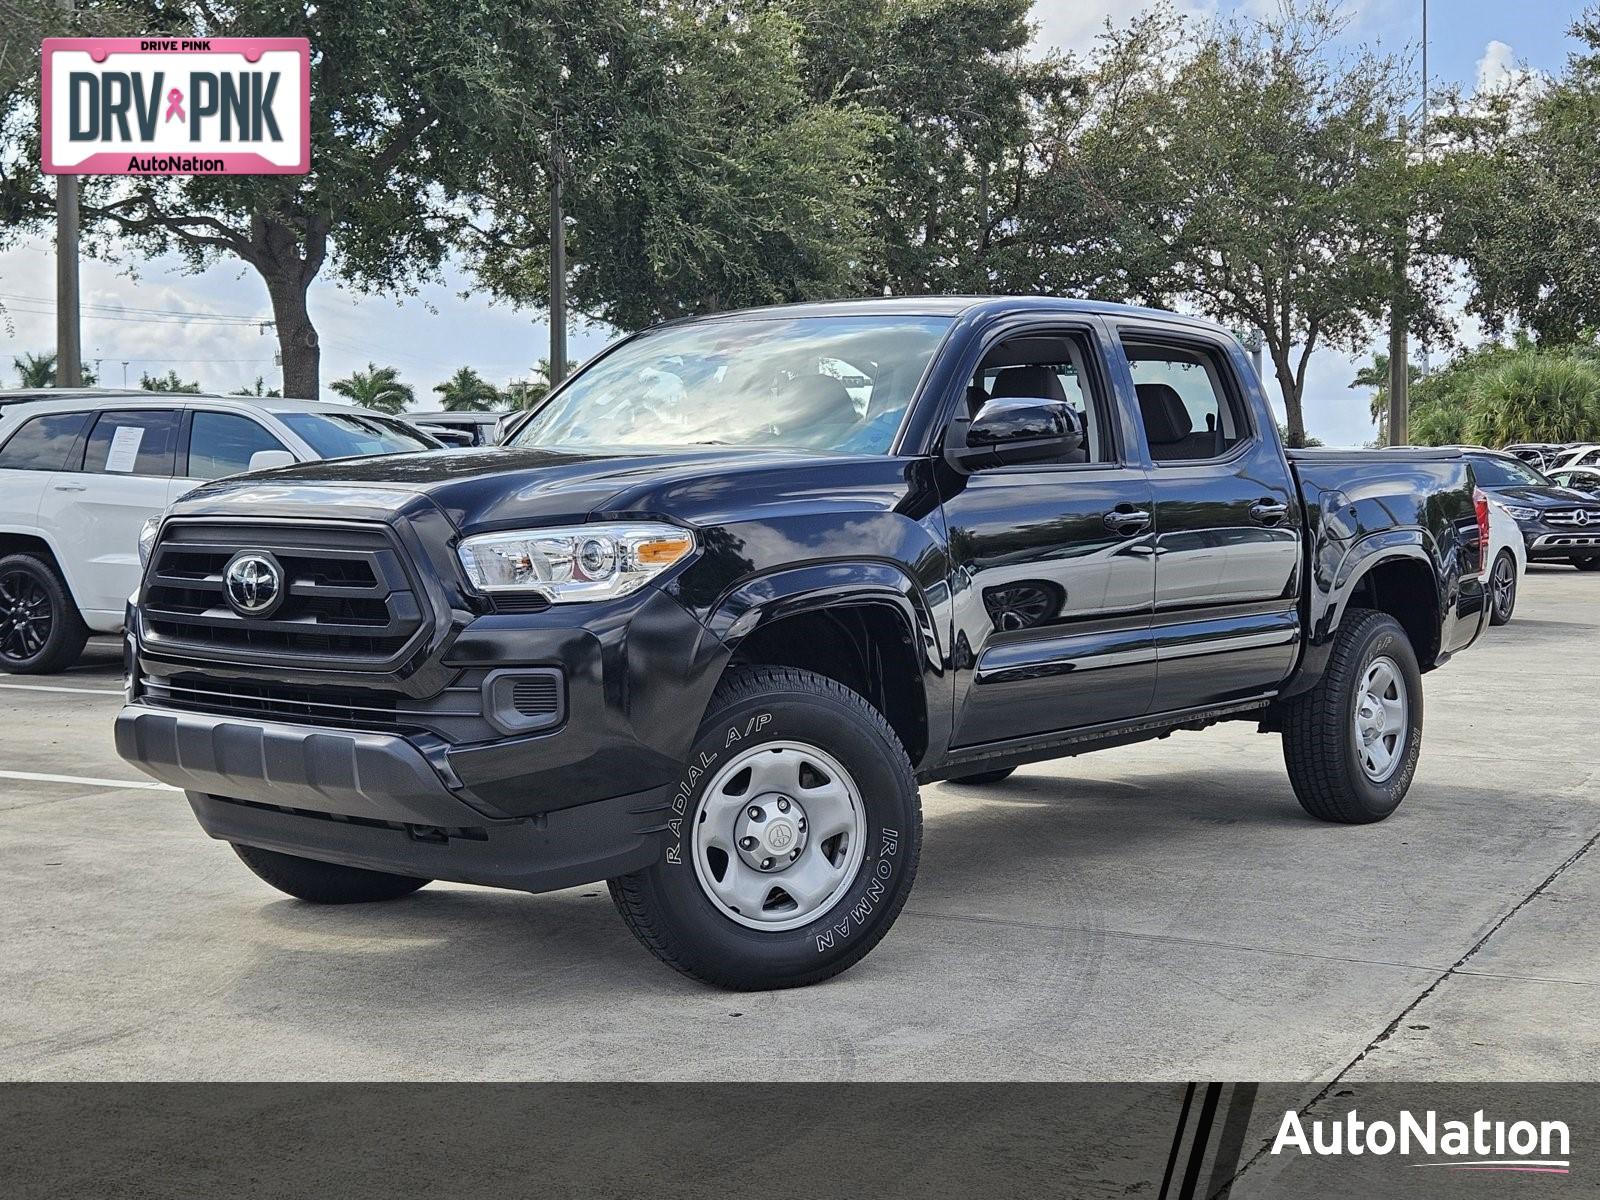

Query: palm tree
12;351;98;387
433;366;501;412
330;363;413;413
1351;353;1422;442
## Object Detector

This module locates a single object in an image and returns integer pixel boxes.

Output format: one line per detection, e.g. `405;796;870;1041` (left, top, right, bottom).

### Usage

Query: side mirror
247;449;296;473
947;397;1084;471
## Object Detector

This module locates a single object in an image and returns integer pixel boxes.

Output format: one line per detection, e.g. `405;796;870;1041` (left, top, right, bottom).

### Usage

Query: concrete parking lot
1;567;1596;1082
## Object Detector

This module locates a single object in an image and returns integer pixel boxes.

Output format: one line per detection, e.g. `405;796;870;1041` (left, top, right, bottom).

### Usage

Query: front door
1116;330;1303;713
942;324;1157;748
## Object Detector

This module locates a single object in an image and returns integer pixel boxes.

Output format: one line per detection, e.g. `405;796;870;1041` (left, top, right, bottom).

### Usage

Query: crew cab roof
669;294;1236;335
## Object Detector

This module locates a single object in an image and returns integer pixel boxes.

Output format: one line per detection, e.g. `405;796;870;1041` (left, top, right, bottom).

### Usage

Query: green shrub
1409;345;1600;446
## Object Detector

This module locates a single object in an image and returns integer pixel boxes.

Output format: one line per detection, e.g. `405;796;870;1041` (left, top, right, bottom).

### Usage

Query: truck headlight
1500;505;1538;521
457;522;695;603
138;517;160;567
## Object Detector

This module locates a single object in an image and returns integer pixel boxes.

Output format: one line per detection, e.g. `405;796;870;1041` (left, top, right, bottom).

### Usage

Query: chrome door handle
1103;508;1152;534
52;483;87;492
1250;500;1289;526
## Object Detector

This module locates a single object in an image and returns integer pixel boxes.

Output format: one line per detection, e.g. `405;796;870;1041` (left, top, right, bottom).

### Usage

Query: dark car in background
1463;449;1600;571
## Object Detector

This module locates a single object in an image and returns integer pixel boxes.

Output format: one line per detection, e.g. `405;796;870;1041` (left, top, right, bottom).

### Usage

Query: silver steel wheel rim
1493;556;1515;614
1352;655;1408;783
692;740;867;932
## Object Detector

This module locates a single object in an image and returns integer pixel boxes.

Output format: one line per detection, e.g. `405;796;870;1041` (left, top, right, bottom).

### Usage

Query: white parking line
0;769;178;792
0;682;123;696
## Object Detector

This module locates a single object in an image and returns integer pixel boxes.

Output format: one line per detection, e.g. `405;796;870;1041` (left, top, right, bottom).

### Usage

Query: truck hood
185;445;899;531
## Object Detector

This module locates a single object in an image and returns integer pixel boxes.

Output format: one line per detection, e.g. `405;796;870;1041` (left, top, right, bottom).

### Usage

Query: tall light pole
1418;0;1430;377
54;0;81;387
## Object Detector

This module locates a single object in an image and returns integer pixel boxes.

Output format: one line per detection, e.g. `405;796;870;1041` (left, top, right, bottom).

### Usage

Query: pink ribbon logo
164;88;185;123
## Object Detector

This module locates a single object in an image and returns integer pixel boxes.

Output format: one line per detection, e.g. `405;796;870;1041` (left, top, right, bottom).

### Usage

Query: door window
0;412;91;471
1124;341;1250;463
187;411;291;479
970;333;1114;465
82;410;180;477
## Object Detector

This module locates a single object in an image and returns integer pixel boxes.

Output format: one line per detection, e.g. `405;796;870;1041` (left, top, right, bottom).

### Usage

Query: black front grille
141;521;428;669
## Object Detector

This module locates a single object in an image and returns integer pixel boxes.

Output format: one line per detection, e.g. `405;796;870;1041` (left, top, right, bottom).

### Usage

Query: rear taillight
1474;487;1492;577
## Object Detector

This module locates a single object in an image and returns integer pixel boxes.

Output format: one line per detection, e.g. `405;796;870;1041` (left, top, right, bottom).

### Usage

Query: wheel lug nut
747;806;762;821
739;836;758;851
797;818;806;831
789;849;800;860
776;797;790;812
760;857;773;870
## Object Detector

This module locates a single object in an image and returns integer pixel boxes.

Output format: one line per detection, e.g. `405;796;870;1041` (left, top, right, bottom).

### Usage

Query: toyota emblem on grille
223;552;285;617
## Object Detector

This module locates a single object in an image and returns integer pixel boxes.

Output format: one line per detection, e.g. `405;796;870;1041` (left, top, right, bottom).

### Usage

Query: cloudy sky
0;1;1589;443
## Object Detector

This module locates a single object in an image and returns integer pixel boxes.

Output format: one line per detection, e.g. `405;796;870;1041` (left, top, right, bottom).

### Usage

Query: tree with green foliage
432;367;500;413
1432;10;1600;343
1351;352;1424;441
1062;5;1431;447
330;364;413;414
140;369;201;393
231;376;282;398
1;2;553;399
12;351;97;387
469;0;884;330
1409;345;1600;446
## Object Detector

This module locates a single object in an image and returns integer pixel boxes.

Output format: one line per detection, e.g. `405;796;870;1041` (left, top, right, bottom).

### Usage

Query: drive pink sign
42;37;309;175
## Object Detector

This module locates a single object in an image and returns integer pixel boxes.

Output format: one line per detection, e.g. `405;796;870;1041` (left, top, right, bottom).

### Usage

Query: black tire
0;553;88;674
945;767;1016;785
1572;556;1600;572
1489;550;1518;625
1280;608;1424;824
609;666;922;990
231;843;430;904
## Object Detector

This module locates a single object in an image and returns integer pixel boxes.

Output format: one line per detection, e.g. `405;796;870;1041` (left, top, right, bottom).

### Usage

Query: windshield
510;315;952;454
280;411;437;459
1469;454;1547;488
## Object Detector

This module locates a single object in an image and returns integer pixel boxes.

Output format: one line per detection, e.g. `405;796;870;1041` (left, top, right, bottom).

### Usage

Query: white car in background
0;390;441;673
1485;495;1527;627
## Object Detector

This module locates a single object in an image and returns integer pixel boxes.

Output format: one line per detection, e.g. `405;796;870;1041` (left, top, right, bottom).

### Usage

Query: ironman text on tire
609;665;922;990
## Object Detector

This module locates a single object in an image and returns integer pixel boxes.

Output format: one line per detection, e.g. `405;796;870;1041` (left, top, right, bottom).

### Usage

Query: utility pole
1418;0;1430;377
55;0;81;387
1388;115;1410;446
548;144;568;386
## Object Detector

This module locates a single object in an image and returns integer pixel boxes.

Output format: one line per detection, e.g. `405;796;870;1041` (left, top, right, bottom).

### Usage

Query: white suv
0;390;440;673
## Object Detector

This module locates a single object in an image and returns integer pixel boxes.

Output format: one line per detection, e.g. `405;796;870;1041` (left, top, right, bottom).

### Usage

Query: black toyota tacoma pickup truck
117;298;1489;989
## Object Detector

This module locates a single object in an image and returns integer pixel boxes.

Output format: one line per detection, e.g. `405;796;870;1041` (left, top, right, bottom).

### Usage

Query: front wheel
1280;609;1423;824
610;666;922;990
1489;550;1518;625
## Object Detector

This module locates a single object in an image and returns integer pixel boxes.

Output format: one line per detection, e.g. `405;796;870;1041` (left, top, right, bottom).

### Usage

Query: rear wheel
945;767;1016;786
1489;550;1518;625
1572;556;1600;572
231;844;430;904
0;554;88;675
610;666;921;990
1280;609;1423;824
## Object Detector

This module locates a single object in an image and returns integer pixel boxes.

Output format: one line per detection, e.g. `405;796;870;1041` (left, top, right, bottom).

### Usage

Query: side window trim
939;317;1128;470
81;408;182;478
1116;325;1257;468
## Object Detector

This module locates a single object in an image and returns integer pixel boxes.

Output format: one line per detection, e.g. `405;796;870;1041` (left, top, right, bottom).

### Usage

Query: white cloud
1030;0;1215;56
1476;39;1518;93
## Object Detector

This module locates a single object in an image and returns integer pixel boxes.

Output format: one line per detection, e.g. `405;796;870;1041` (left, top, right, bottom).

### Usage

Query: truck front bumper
115;704;672;894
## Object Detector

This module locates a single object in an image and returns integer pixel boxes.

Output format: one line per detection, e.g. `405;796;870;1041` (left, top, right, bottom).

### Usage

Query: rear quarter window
0;412;92;471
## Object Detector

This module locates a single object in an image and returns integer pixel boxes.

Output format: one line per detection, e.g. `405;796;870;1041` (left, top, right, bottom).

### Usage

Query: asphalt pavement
1;567;1595;1081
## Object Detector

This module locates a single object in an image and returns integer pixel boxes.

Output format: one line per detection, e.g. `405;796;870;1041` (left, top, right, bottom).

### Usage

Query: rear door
37;407;181;619
1113;325;1303;713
